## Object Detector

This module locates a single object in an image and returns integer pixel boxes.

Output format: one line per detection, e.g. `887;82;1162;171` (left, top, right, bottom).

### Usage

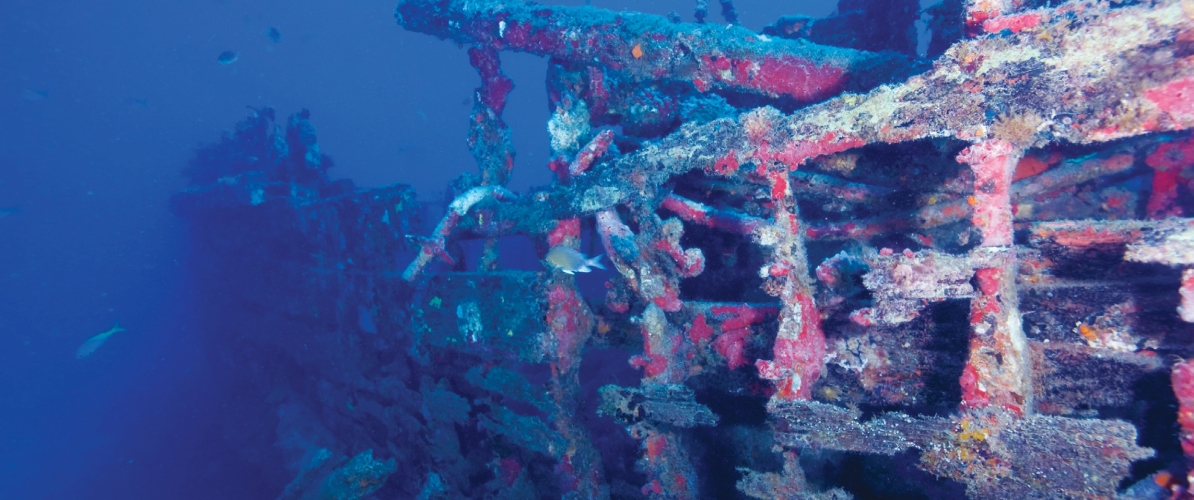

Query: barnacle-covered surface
173;0;1194;498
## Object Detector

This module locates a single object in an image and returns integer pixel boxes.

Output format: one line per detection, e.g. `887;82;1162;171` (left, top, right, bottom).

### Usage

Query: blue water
0;1;830;498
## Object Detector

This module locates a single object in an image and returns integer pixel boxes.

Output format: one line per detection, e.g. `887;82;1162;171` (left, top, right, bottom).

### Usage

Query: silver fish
76;322;125;359
544;246;605;274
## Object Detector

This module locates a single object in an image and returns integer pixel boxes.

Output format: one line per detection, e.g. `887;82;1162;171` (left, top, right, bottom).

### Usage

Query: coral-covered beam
1145;135;1194;219
595;208;684;312
626;309;702;499
660;194;765;236
468;46;513;115
540;211;607;498
569;130;613;178
655;218;704;278
1012;149;1136;201
754;170;826;401
445;1;1192;246
852;249;977;326
1182;269;1194;323
807;143;1143;241
1029;217;1194;280
631;304;683;383
639;431;698;500
1124;219;1194;266
789;170;892;205
543;283;590;374
958;140;1019;247
756;291;825;401
403;186;516;281
1028;219;1154;248
961;258;1032;415
806;216;909;242
954;139;1032;415
466;47;517;187
543;278;607;497
595;208;640;281
395;0;915;102
570;0;1194;214
1172;361;1194;474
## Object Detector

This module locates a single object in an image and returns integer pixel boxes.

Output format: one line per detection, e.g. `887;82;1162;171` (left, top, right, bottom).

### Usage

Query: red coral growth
645;434;667;460
653;283;683;312
548;218;581;247
849;308;875;327
1145;77;1194;124
965;8;1000;37
711;304;777;331
714;328;751;370
982;12;1041;33
750;56;847;101
958;140;1017;247
1148;165;1182;219
1147;136;1194;172
959;363;991;408
1181;269;1194;323
975;267;1001;296
711;150;739;175
687;313;713;344
770;171;789;199
1145;136;1194;218
570;130;614;177
586;66;609;116
1012;149;1060;181
548;156;570;182
468;47;515;114
654;219;705;278
1033;224;1143;248
546;283;584;373
638;432;696;499
1173;361;1194;457
498;456;522;486
756;295;825;400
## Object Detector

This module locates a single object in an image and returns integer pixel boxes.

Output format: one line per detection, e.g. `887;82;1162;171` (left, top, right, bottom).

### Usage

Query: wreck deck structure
174;0;1194;498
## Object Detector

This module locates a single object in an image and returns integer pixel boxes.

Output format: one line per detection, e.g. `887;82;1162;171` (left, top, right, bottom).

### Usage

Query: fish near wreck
544;246;604;274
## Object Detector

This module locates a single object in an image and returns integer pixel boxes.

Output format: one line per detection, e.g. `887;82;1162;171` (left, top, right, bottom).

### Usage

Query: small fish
76;321;126;359
217;50;239;65
545;246;605;274
267;27;281;43
0;206;18;219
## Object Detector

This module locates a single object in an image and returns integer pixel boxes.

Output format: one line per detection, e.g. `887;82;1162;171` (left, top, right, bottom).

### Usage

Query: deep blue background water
0;1;830;497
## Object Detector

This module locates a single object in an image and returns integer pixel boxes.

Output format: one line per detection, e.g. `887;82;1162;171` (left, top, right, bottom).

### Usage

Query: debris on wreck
173;0;1194;498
